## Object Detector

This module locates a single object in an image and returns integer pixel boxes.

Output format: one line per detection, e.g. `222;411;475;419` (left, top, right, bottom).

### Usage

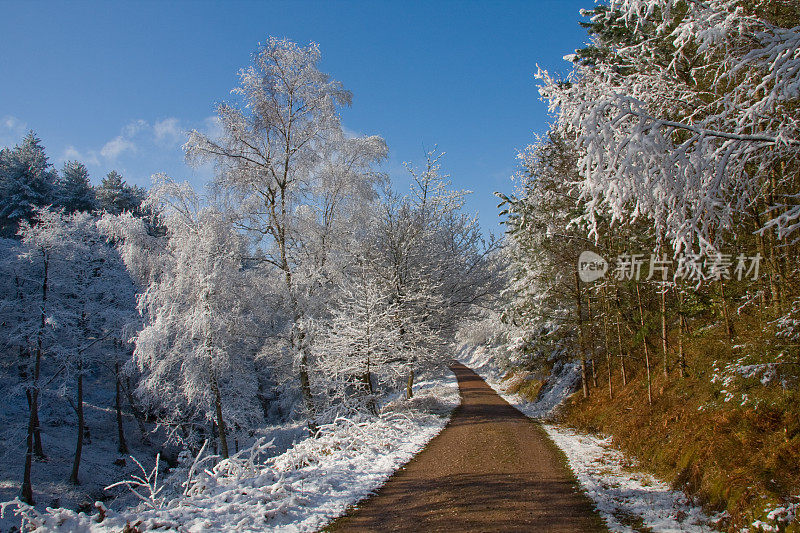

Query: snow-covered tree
102;176;262;458
56;161;97;214
315;263;398;416
8;208;140;494
0;133;57;236
538;0;800;255
96;171;146;216
185;37;387;430
367;151;502;397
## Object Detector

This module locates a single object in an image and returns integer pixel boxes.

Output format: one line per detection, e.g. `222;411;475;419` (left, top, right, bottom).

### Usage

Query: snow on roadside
1;371;459;533
542;424;719;533
458;344;720;533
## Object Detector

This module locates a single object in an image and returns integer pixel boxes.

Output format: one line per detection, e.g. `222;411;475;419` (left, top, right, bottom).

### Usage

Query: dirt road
326;362;606;532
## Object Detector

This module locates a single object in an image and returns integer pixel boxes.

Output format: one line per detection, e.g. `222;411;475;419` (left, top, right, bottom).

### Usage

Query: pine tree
0;132;57;235
56;161;97;214
96;171;146;216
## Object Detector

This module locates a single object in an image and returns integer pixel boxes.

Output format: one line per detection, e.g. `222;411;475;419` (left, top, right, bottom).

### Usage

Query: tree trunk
719;279;734;342
575;272;589;398
661;287;668;378
602;285;613;400
616;286;627;386
406;367;415;399
587;295;598;389
678;290;687;378
636;284;653;405
25;391;44;460
363;357;377;415
31;256;48;460
115;362;128;454
294;325;318;435
21;402;35;504
70;362;84;485
210;376;229;459
754;207;778;314
298;348;317;434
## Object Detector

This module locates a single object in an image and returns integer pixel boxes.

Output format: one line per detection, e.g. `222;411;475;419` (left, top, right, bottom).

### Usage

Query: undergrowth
558;313;800;532
502;369;545;402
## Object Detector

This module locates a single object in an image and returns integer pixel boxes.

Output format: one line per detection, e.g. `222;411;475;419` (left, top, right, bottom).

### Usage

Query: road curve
325;362;606;532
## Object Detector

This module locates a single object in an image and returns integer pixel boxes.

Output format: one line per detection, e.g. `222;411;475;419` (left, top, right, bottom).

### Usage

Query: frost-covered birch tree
367;151;502;397
102;177;261;458
185;37;387;430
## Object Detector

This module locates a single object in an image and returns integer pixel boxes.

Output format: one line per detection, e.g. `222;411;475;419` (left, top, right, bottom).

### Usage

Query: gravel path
326;362;606;532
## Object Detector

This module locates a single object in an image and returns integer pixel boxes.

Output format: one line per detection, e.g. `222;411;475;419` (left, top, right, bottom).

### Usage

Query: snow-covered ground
543;425;720;532
458;343;722;533
0;371;459;533
0;372;173;533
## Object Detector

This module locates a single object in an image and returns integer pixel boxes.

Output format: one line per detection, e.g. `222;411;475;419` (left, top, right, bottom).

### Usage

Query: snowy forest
0;37;504;531
1;0;800;532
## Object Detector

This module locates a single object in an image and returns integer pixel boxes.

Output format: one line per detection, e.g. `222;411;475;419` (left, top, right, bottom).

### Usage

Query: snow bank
519;358;581;418
543;425;720;533
1;371;459;533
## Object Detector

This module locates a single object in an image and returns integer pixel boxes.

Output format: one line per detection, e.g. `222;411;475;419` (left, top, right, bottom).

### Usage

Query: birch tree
101;177;260;458
185;37;387;429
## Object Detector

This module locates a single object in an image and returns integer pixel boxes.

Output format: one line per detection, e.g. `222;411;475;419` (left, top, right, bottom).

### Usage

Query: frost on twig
0;498;43;531
105;453;165;510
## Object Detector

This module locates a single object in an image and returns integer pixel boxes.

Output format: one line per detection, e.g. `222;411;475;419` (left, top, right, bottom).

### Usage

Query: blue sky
0;0;592;235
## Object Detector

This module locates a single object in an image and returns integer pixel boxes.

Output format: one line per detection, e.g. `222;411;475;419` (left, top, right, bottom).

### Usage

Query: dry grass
557;313;800;532
502;370;545;402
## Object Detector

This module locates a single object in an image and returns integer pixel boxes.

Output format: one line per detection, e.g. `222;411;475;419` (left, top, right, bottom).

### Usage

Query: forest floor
326;362;606;532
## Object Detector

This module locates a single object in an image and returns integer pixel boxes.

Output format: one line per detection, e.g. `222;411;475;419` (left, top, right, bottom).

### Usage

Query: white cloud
100;135;136;160
3;116;23;130
154;117;183;146
122;119;148;138
60;145;100;166
342;126;363;139
0;115;28;147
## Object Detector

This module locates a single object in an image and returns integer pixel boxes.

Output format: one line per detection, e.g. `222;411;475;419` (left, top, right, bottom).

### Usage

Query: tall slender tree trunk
615;286;627;386
115;361;128;454
587;295;598;389
575;272;589;398
754;208;778;314
661;287;668;378
278;184;318;435
298;343;318;434
363;355;377;415
24;391;44;458
210;376;229;459
21;404;35;504
70;361;84;485
677;289;687;378
719;279;734;342
636;284;653;405
602;284;613;399
31;256;48;460
767;174;785;312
